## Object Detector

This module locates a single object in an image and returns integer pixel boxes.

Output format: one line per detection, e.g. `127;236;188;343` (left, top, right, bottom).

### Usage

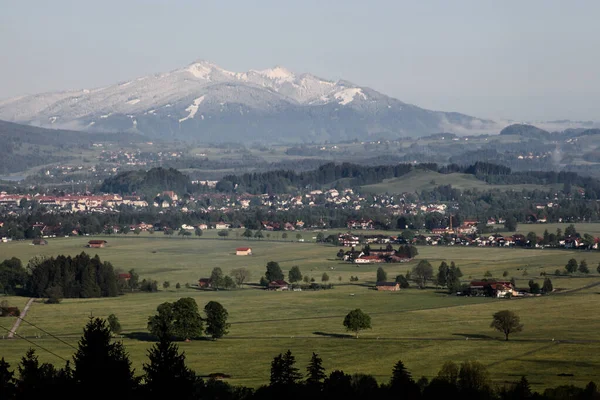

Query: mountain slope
0;60;497;142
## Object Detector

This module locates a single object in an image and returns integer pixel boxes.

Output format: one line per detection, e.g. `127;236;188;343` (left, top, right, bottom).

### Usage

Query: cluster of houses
373;279;521;298
417;231;597;249
342;247;414;264
0;192;147;212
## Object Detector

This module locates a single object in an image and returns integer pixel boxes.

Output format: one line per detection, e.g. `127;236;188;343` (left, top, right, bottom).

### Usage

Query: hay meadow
1;230;600;390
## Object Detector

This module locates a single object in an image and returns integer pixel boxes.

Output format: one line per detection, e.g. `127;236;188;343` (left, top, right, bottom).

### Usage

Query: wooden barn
87;240;107;248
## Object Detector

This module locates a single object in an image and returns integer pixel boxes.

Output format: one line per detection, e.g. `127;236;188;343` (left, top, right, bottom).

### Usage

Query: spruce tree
72;318;137;397
270;350;302;386
143;324;196;399
17;349;58;399
306;352;326;385
0;357;15;400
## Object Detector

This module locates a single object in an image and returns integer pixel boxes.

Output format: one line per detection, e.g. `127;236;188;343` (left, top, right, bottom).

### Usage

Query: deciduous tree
412;260;434;289
210;267;224;289
565;258;578;274
265;261;284;282
204;301;230;340
376;267;387;282
491;310;523;341
288;266;302;283
230;268;250;287
343;309;372;338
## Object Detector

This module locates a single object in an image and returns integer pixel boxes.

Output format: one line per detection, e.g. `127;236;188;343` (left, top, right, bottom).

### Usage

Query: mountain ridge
0;60;498;143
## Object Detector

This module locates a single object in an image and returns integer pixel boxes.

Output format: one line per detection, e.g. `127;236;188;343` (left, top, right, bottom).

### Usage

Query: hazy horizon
1;0;599;122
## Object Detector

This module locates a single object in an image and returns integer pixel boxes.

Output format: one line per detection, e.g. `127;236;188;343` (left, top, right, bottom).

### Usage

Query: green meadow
1;234;599;390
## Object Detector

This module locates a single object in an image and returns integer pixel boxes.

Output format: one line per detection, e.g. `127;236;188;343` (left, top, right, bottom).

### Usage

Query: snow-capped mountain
0;60;497;142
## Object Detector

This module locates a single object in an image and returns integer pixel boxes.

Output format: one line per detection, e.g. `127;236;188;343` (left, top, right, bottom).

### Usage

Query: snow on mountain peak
186;60;218;79
333;88;366;105
251;66;295;81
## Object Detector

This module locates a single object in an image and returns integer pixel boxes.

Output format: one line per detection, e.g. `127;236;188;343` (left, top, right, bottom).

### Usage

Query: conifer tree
306;352;326;385
72;318;137;397
0;357;15;400
143;319;196;399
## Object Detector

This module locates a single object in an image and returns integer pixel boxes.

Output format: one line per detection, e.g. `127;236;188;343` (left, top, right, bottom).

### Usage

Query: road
7;298;34;339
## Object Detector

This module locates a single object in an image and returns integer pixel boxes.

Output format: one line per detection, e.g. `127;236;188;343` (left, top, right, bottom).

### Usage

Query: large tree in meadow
412;260;434;289
204;301;230;340
148;298;204;341
343;309;372;338
490;310;523;341
288;266;303;283
265;261;284;282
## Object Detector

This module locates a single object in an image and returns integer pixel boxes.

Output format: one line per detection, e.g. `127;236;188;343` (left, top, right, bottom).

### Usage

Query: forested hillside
98;167;194;196
215;161;600;198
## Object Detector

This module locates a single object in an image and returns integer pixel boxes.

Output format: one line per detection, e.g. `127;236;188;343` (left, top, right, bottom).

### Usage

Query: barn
236;247;252;256
87;240;107;248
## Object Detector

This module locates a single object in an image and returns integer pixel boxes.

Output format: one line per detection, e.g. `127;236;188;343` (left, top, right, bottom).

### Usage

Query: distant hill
499;124;550;139
0;120;146;174
98;167;193;197
359;169;559;194
0;119;144;146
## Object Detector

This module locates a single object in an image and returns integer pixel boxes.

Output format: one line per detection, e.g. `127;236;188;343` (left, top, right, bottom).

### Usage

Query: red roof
88;240;107;244
269;280;289;286
236;247;251;251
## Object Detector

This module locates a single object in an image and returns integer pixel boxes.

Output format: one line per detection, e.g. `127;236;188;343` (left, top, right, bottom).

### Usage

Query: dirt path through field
7;298;34;339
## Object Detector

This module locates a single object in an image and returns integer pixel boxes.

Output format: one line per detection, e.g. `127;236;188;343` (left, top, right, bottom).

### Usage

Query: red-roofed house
376;282;400;291
236;247;252;256
268;280;289;290
117;273;131;281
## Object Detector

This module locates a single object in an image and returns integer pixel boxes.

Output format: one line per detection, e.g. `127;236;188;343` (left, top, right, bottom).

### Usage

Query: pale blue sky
1;0;599;121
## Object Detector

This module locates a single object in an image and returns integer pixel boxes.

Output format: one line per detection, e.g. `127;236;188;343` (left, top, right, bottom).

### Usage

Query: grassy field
360;169;559;194
1;235;599;390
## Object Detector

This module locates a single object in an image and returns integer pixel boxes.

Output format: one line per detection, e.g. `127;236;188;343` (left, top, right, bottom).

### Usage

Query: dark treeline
0;253;120;299
215;162;417;194
28;253;119;299
0;316;597;400
215;161;600;198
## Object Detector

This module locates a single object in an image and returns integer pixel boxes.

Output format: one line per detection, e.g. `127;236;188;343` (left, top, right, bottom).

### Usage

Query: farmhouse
376;282;400;291
117;273;131;281
32;239;48;245
214;222;231;230
354;255;384;264
236;247;252;256
87;240;107;248
198;278;212;288
469;280;516;298
267;280;289;290
0;306;20;317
